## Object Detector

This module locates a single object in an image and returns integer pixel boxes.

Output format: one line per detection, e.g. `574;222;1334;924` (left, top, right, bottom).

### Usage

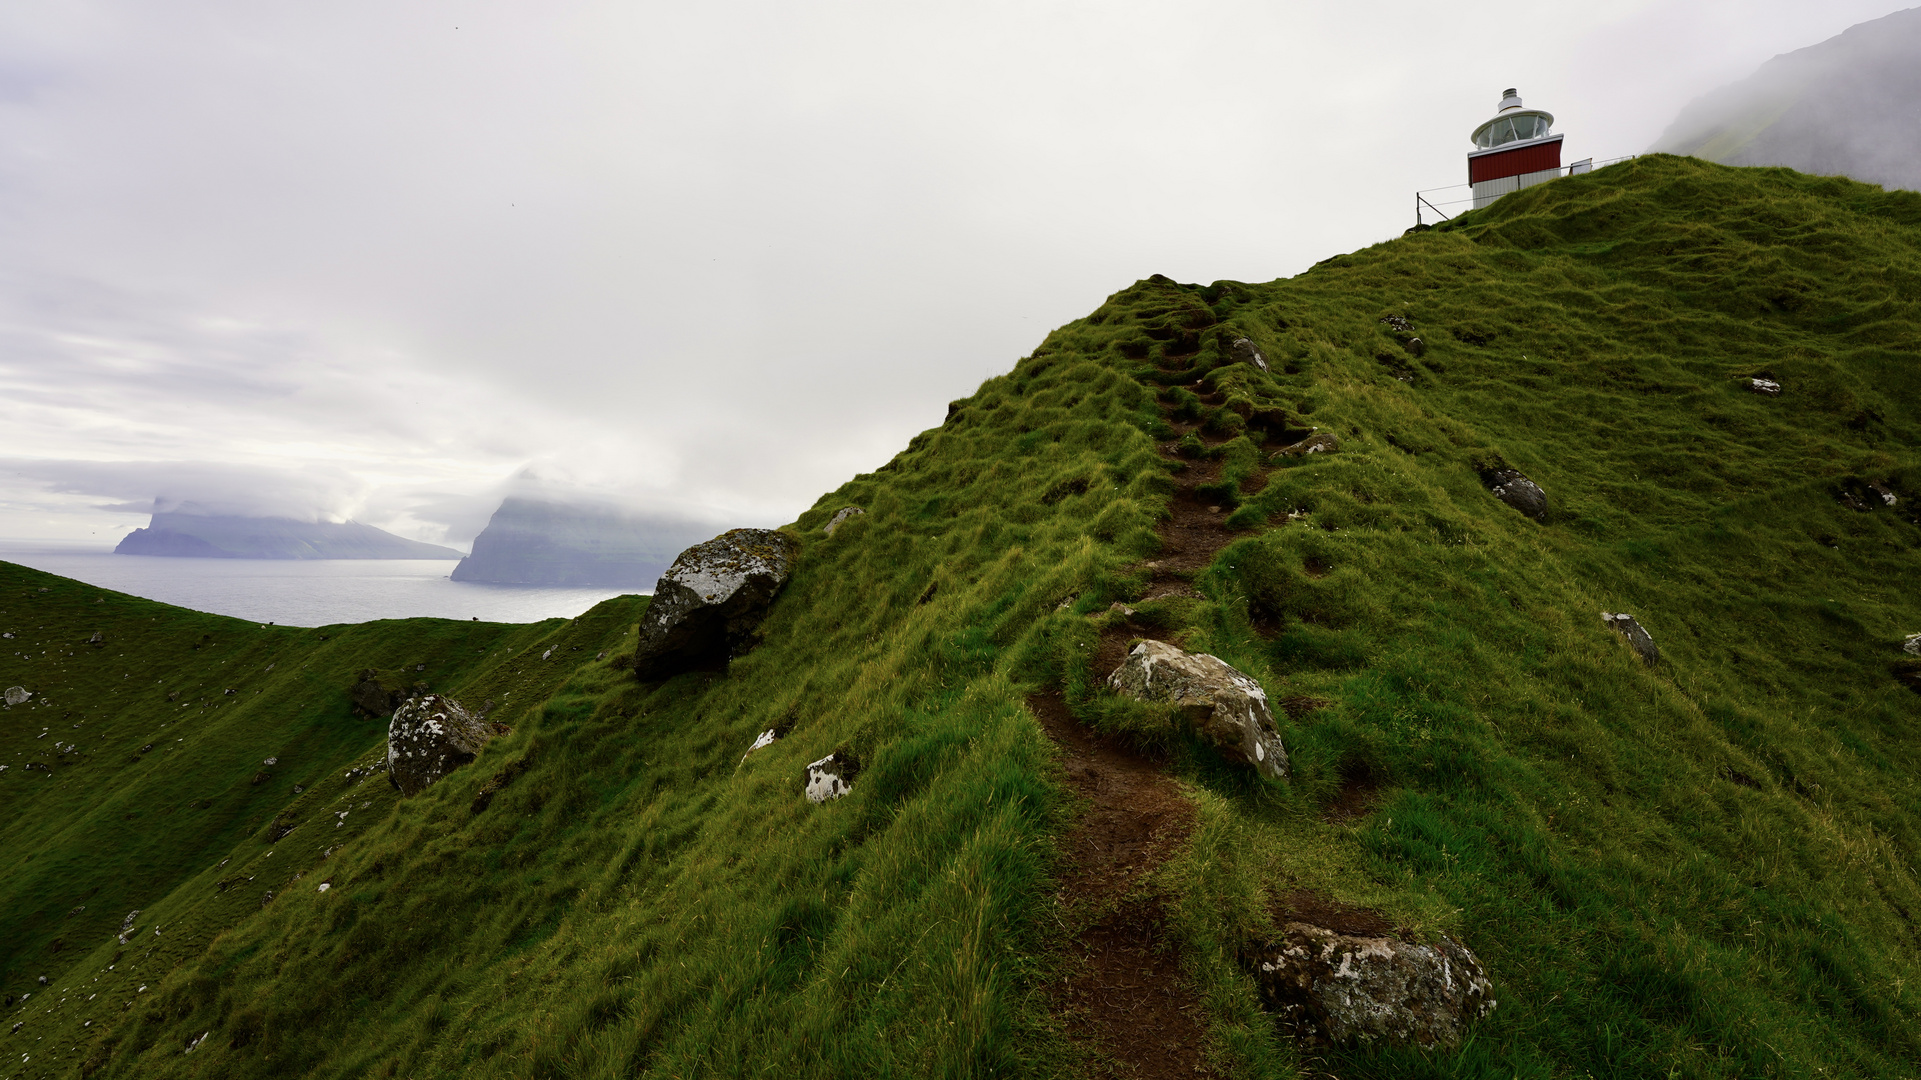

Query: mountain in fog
115;509;464;559
449;496;715;588
1653;7;1921;192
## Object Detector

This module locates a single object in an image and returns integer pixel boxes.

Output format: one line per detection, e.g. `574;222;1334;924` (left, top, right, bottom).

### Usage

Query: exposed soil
1268;888;1399;938
1321;758;1382;825
1031;364;1283;1077
1032;691;1206;1078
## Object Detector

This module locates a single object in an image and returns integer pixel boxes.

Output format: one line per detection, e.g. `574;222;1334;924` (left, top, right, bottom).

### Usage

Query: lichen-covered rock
4;686;30;707
1108;640;1288;780
1485;468;1547;520
1904;633;1921;657
822;506;865;536
1228;337;1270;373
1273;432;1338;459
1246;923;1495;1047
1602;612;1661;666
1748;377;1782;395
387;694;506;796
805;752;859;802
633;529;801;680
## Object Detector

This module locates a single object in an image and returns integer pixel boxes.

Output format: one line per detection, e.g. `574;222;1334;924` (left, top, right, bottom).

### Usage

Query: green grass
3;154;1920;1078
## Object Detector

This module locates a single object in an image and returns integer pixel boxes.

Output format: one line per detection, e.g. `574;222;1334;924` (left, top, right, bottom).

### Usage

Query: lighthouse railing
1413;155;1637;226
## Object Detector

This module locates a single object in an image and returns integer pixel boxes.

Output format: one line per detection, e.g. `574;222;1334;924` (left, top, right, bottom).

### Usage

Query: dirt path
1035;366;1272;1077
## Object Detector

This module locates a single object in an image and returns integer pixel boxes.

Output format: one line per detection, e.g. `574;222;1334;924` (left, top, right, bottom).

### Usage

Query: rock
386;694;507;796
1107;640;1288;780
1228;337;1270;373
822;506;865;535
1273;432;1339;459
1748;377;1782;395
4;686;30;707
1904;633;1921;657
632;529;801;680
1379;315;1415;334
1602;612;1661;665
1485;468;1547;520
1835;478;1899;512
805;752;859;802
1245;923;1495;1047
88;631;103;644
350;670;408;718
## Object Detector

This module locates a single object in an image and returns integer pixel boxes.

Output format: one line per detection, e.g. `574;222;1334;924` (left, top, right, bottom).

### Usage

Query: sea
0;544;640;628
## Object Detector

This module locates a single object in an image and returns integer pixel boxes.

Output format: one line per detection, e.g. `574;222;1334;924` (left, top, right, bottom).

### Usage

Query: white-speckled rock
1904;633;1921;657
1108;640;1288;780
822;506;865;536
633;529;801;680
1485;468;1547;520
1228;337;1270;373
387;694;505;796
1246;923;1495;1047
805;753;859;803
1748;378;1782;395
4;686;30;707
1272;431;1338;459
1602;612;1661;666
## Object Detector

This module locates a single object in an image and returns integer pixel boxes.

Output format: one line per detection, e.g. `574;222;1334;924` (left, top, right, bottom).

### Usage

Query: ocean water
0;547;641;627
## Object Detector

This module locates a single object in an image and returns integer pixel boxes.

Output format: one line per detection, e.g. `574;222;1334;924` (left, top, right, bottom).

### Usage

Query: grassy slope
3;154;1919;1079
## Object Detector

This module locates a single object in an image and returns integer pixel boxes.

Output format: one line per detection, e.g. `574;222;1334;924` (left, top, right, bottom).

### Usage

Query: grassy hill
3;154;1920;1079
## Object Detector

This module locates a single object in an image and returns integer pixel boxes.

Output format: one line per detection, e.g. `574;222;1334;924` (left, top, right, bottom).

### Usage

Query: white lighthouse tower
1468;89;1571;209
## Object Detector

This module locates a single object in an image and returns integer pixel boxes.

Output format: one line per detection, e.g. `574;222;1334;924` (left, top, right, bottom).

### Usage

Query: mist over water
0;548;637;627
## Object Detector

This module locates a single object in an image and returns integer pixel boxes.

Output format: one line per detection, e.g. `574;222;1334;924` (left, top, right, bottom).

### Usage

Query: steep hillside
1654;7;1921;192
5;154;1921;1079
450;497;712;586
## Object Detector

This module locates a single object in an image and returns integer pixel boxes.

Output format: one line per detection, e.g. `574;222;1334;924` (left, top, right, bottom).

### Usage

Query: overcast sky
0;0;1910;549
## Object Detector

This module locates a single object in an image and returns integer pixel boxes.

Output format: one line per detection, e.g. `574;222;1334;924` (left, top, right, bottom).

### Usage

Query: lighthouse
1468;89;1567;209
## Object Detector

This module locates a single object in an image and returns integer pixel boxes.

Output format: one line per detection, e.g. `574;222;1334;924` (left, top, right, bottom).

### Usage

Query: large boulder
387;694;505;796
1484;468;1547;520
1602;612;1661;665
633;529;801;680
1246;923;1495;1047
350;669;416;718
1108;640;1288;780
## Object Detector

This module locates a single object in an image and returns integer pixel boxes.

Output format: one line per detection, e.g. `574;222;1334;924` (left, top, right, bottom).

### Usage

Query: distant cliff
1653;8;1921;192
115;512;464;559
449;497;713;587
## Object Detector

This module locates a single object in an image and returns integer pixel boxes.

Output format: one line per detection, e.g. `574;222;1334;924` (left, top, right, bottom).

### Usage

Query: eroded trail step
1035;366;1278;1077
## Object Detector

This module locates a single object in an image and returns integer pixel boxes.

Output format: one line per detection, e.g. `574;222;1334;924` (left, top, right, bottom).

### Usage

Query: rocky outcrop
387;694;507;796
1273;432;1338;458
805;752;859;802
1602;612;1661;666
632;529;800;680
350;669;418;718
1484;468;1547;520
1108;640;1288;780
1228;337;1270;373
1245;923;1495;1047
822;507;865;536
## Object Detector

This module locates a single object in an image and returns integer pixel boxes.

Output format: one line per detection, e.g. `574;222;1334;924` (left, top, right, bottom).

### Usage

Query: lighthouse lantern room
1468;89;1563;209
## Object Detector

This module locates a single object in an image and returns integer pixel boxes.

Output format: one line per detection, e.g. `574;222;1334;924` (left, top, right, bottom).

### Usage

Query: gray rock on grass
387;694;506;796
822;506;865;536
1602;612;1661;666
1228;337;1271;373
1108;640;1288;780
1748;378;1782;395
1904;633;1921;657
1485;468;1547;520
4;686;30;707
1273;432;1338;459
633;529;801;680
1246;923;1495;1047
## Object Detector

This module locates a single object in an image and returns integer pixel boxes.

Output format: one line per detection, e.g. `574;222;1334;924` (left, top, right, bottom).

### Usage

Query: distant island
450;496;714;587
115;511;464;560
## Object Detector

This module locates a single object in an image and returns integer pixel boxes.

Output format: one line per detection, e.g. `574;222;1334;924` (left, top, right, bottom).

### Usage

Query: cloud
0;0;1913;547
